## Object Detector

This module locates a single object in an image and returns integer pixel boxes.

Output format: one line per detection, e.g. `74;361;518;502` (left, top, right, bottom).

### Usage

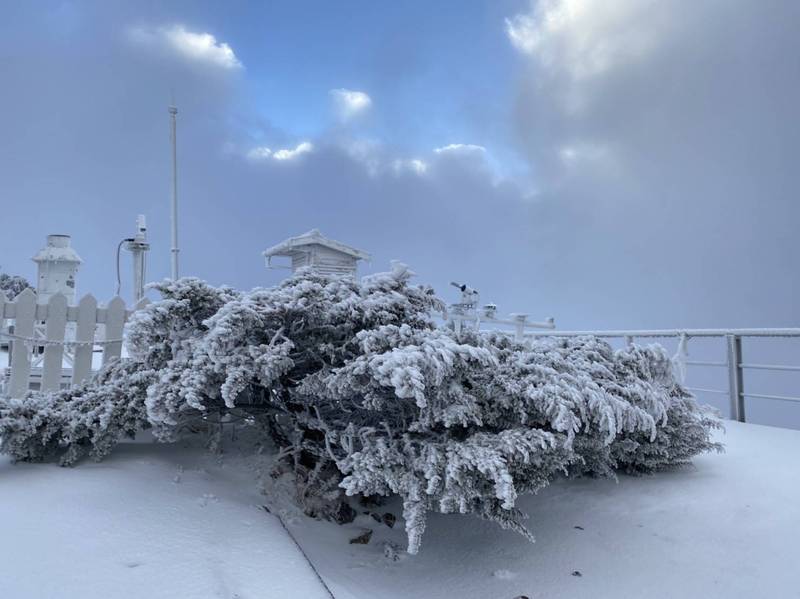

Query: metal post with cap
169;103;179;280
124;215;150;304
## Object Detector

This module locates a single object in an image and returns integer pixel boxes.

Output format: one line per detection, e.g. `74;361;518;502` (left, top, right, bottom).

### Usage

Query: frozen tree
0;359;151;465
0;271;32;300
0;278;236;464
162;264;448;519
480;334;722;478
0;266;722;554
300;327;721;552
125;277;240;439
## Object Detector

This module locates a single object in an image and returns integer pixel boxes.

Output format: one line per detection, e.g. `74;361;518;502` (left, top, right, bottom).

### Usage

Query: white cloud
129;24;242;70
327;137;429;178
245;136;499;183
336;138;383;176
559;141;610;165
506;0;669;81
329;89;372;121
430;143;513;186
273;141;313;161
557;141;621;179
247;146;274;160
247;141;313;162
392;158;428;176
433;143;487;155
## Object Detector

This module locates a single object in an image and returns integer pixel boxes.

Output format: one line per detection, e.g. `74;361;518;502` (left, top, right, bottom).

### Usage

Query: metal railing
525;328;800;423
439;284;556;340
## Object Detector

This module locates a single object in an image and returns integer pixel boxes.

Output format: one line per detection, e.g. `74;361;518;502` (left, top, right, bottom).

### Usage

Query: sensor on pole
124;215;150;304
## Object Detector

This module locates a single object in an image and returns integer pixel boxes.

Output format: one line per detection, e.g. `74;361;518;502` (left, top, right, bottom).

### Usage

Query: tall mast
169;103;179;280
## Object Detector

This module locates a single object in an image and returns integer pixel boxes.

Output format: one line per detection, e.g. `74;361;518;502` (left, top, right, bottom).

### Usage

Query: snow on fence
0;289;141;398
526;328;800;423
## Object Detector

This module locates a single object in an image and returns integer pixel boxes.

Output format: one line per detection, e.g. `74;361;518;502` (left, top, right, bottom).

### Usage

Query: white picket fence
0;289;139;398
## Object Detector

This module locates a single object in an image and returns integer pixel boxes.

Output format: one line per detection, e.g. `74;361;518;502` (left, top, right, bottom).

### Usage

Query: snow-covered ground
291;422;800;599
0;437;332;599
1;422;798;599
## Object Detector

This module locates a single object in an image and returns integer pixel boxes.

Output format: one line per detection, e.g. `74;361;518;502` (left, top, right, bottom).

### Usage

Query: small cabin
263;230;370;277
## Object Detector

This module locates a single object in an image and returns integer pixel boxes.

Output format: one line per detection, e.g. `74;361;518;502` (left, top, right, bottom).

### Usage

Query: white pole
132;246;144;302
128;214;149;304
169;104;179;280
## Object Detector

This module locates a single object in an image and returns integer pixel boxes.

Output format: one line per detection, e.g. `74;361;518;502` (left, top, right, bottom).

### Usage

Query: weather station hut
263;229;370;277
32;234;82;304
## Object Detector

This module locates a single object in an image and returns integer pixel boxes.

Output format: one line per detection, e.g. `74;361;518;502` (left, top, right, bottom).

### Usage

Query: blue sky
234;2;522;143
1;0;798;334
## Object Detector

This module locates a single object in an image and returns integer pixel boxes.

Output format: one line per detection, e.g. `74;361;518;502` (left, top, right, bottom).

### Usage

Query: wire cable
115;238;134;297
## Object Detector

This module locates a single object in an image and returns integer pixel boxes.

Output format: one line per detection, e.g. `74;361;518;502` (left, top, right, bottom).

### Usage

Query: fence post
8;289;36;398
72;294;97;386
512;314;528;342
41;294;68;392
726;334;746;422
102;296;126;365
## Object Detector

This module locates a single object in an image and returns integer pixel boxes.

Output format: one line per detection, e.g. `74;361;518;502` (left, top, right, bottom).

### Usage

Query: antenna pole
169;104;179;280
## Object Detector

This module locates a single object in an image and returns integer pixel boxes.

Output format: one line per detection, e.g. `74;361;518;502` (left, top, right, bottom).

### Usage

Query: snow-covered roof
262;229;371;261
31;235;82;264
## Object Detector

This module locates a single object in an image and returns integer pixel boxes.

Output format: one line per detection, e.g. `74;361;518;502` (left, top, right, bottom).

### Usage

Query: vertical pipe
726;334;746;422
169;104;179;280
132;214;148;304
131;247;143;303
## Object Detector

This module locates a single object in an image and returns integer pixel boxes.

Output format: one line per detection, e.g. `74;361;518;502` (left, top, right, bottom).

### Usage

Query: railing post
726;334;746;422
512;314;528;342
71;294;97;386
102;296;126;365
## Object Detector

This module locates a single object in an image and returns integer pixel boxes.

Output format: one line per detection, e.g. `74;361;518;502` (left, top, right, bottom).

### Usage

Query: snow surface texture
0;436;332;599
288;422;800;599
1;423;797;599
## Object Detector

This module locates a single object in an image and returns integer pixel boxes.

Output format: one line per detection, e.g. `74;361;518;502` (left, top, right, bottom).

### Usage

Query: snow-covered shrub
481;334;722;478
153;264;447;522
299;327;721;552
0;360;151;465
125;277;240;437
0;272;32;300
0;266;722;553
